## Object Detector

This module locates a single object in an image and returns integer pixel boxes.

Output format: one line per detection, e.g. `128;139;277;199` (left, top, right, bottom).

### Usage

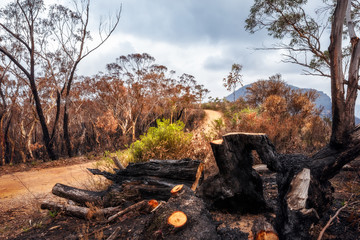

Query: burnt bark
201;132;360;239
199;133;277;213
142;185;218;240
89;158;203;189
40;200;121;219
51;159;203;207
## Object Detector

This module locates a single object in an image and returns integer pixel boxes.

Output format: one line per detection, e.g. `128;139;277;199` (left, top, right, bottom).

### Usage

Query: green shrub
126;119;192;162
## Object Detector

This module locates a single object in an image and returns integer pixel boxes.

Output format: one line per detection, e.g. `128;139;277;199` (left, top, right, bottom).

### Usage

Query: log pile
88;158;204;201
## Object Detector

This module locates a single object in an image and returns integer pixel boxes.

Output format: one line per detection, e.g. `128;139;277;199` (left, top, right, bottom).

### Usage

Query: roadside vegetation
203;74;331;155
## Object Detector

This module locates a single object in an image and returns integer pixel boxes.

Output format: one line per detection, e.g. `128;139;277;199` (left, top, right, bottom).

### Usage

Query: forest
1;0;360;240
0;0;208;165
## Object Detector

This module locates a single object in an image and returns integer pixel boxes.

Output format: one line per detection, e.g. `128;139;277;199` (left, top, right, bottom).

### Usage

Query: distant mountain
225;83;360;124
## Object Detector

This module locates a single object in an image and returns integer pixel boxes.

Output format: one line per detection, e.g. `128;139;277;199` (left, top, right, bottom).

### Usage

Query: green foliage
126;119;192;162
245;0;331;77
95;149;125;173
48;210;58;218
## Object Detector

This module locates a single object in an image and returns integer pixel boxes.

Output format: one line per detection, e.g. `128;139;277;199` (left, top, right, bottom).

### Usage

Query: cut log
52;183;105;205
252;219;279;240
89;159;203;187
142;186;218;240
41;200;121;219
170;185;184;195
167;211;187;228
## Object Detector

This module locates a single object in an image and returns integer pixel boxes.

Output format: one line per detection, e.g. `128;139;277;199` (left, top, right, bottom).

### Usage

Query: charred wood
142;186;218;240
40;200;121;219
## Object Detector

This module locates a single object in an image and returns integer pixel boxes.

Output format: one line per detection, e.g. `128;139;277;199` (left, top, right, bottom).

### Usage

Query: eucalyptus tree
0;0;57;159
246;0;359;147
245;1;360;238
43;1;121;157
223;63;243;102
0;0;120;159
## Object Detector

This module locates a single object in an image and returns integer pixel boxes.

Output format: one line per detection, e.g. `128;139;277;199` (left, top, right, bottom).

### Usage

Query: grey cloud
112;0;256;45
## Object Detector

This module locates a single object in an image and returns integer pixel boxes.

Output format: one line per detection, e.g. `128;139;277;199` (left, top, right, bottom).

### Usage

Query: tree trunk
63;101;73;157
199;133;276;213
329;0;356;147
89;159;203;188
202;132;360;239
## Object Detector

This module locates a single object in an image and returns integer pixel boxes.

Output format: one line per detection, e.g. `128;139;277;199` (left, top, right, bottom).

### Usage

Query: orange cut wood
170;184;184;195
148;199;159;209
167;211;187;228
255;230;279;240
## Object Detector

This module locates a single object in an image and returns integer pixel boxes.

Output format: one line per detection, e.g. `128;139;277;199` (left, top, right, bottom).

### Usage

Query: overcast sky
82;0;331;98
1;0;359;116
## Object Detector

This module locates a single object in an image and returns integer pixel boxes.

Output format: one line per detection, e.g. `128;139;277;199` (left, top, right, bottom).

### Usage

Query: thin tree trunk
329;0;348;147
63;100;72;157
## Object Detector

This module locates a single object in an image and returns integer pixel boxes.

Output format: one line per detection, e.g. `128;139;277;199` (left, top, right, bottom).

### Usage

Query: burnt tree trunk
202;132;360;239
89;158;204;198
199;133;278;213
51;159;203;207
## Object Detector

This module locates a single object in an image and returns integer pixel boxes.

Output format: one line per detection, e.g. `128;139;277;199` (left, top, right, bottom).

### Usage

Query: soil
0;156;111;239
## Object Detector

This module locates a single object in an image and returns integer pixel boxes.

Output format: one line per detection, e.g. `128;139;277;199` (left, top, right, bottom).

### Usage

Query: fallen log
89;158;203;187
52;183;105;205
40;200;121;219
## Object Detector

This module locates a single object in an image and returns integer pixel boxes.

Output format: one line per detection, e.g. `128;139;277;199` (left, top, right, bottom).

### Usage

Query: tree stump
199;133;274;213
201;131;360;239
142;185;218;240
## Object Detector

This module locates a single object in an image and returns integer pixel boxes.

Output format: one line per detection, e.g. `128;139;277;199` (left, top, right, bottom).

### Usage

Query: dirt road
0;162;98;200
202;109;223;134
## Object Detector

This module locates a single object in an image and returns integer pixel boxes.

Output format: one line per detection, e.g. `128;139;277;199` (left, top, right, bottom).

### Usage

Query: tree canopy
246;0;359;147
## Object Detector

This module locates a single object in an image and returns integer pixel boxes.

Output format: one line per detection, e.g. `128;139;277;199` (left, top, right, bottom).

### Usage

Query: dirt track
0;161;98;201
202;109;223;133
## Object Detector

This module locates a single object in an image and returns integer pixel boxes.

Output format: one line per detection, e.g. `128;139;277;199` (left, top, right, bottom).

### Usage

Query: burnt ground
1;161;359;240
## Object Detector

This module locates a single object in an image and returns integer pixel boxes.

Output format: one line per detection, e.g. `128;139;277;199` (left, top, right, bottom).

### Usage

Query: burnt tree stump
199;133;274;213
200;131;360;240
